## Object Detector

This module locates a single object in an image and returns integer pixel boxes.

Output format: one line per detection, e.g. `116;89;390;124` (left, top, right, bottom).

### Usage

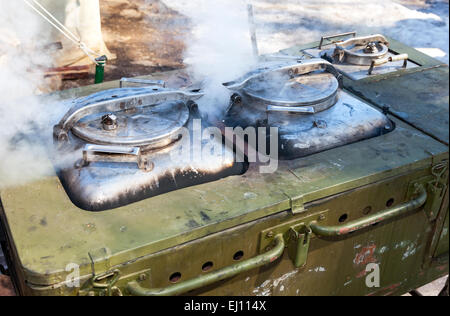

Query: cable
23;0;102;64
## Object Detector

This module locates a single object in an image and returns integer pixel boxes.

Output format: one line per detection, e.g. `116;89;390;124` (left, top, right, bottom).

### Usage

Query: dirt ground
60;0;188;90
0;0;448;296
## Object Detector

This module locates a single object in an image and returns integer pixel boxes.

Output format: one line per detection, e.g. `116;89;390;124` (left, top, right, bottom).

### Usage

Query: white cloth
37;0;114;67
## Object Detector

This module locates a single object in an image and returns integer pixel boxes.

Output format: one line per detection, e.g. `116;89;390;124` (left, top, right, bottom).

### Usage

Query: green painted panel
346;67;449;145
0;117;447;285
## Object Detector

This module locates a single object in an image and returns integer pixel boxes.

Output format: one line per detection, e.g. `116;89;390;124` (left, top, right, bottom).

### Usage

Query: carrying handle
310;184;427;237
127;234;285;296
319;31;357;49
82;144;154;171
368;54;408;75
224;59;342;91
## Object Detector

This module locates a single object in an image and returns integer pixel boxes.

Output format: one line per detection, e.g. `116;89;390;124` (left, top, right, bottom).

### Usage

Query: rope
23;0;103;65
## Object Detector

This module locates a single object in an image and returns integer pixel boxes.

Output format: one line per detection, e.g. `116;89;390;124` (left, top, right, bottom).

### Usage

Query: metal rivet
266;231;274;239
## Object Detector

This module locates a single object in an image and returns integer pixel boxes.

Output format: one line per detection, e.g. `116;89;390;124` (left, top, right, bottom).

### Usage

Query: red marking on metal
354;244;377;266
356;269;368;279
385;283;401;290
436;265;447;271
339;227;350;235
270;256;279;262
365;283;401;296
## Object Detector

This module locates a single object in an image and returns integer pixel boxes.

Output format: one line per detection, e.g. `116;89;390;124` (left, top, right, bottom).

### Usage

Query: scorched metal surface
223;59;393;159
0;35;448;296
53;86;247;211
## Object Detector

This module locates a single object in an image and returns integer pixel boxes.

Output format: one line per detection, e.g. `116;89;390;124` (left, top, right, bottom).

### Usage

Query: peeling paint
252;270;299;296
354;244;377;266
402;243;417;261
314;266;326;272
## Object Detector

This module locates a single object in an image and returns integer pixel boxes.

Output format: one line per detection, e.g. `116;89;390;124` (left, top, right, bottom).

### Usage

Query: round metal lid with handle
72;100;190;150
224;59;342;114
54;87;203;151
333;34;390;66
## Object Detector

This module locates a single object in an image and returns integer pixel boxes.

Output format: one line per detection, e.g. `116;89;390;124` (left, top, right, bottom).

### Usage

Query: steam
165;0;258;119
0;1;66;188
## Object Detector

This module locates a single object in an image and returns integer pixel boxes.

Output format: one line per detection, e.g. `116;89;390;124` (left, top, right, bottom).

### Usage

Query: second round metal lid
243;71;339;108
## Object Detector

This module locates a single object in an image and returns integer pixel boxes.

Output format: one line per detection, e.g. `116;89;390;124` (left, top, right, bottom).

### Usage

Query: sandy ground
1;0;448;295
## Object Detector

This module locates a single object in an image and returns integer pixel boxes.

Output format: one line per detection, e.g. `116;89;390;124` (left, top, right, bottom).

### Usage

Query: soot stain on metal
200;211;211;222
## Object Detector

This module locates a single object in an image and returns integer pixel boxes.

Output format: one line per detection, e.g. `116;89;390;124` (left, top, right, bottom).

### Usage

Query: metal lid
244;71;339;108
333;34;390;66
224;59;340;113
54;87;203;151
72;100;190;149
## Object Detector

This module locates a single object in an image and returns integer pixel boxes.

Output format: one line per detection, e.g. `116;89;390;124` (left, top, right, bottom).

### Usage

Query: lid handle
82;144;154;172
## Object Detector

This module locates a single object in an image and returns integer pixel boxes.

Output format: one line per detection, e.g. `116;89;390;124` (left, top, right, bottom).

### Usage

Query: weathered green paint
0;37;448;296
435;210;449;258
127;234;284;296
309;184;427;236
344;67;449;145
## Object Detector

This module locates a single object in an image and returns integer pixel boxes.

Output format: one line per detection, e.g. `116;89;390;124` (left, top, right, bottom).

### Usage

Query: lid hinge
284;192;306;215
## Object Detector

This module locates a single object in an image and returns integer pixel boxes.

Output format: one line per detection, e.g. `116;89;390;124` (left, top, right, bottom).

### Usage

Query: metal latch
290;195;305;215
283;192;306;215
86;247;122;296
406;161;449;221
287;224;312;268
260;211;327;268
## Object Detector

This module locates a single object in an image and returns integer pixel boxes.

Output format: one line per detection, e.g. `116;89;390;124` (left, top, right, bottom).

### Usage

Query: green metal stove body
0;35;448;296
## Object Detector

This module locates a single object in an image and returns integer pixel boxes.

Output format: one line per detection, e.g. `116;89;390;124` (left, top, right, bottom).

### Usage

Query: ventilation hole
202;261;214;272
169;272;182;283
363;206;372;215
233;251;244;261
339;214;348;223
386;198;395;207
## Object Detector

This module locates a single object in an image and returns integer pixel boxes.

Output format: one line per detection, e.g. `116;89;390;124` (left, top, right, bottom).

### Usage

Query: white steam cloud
0;1;66;188
164;0;258;119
